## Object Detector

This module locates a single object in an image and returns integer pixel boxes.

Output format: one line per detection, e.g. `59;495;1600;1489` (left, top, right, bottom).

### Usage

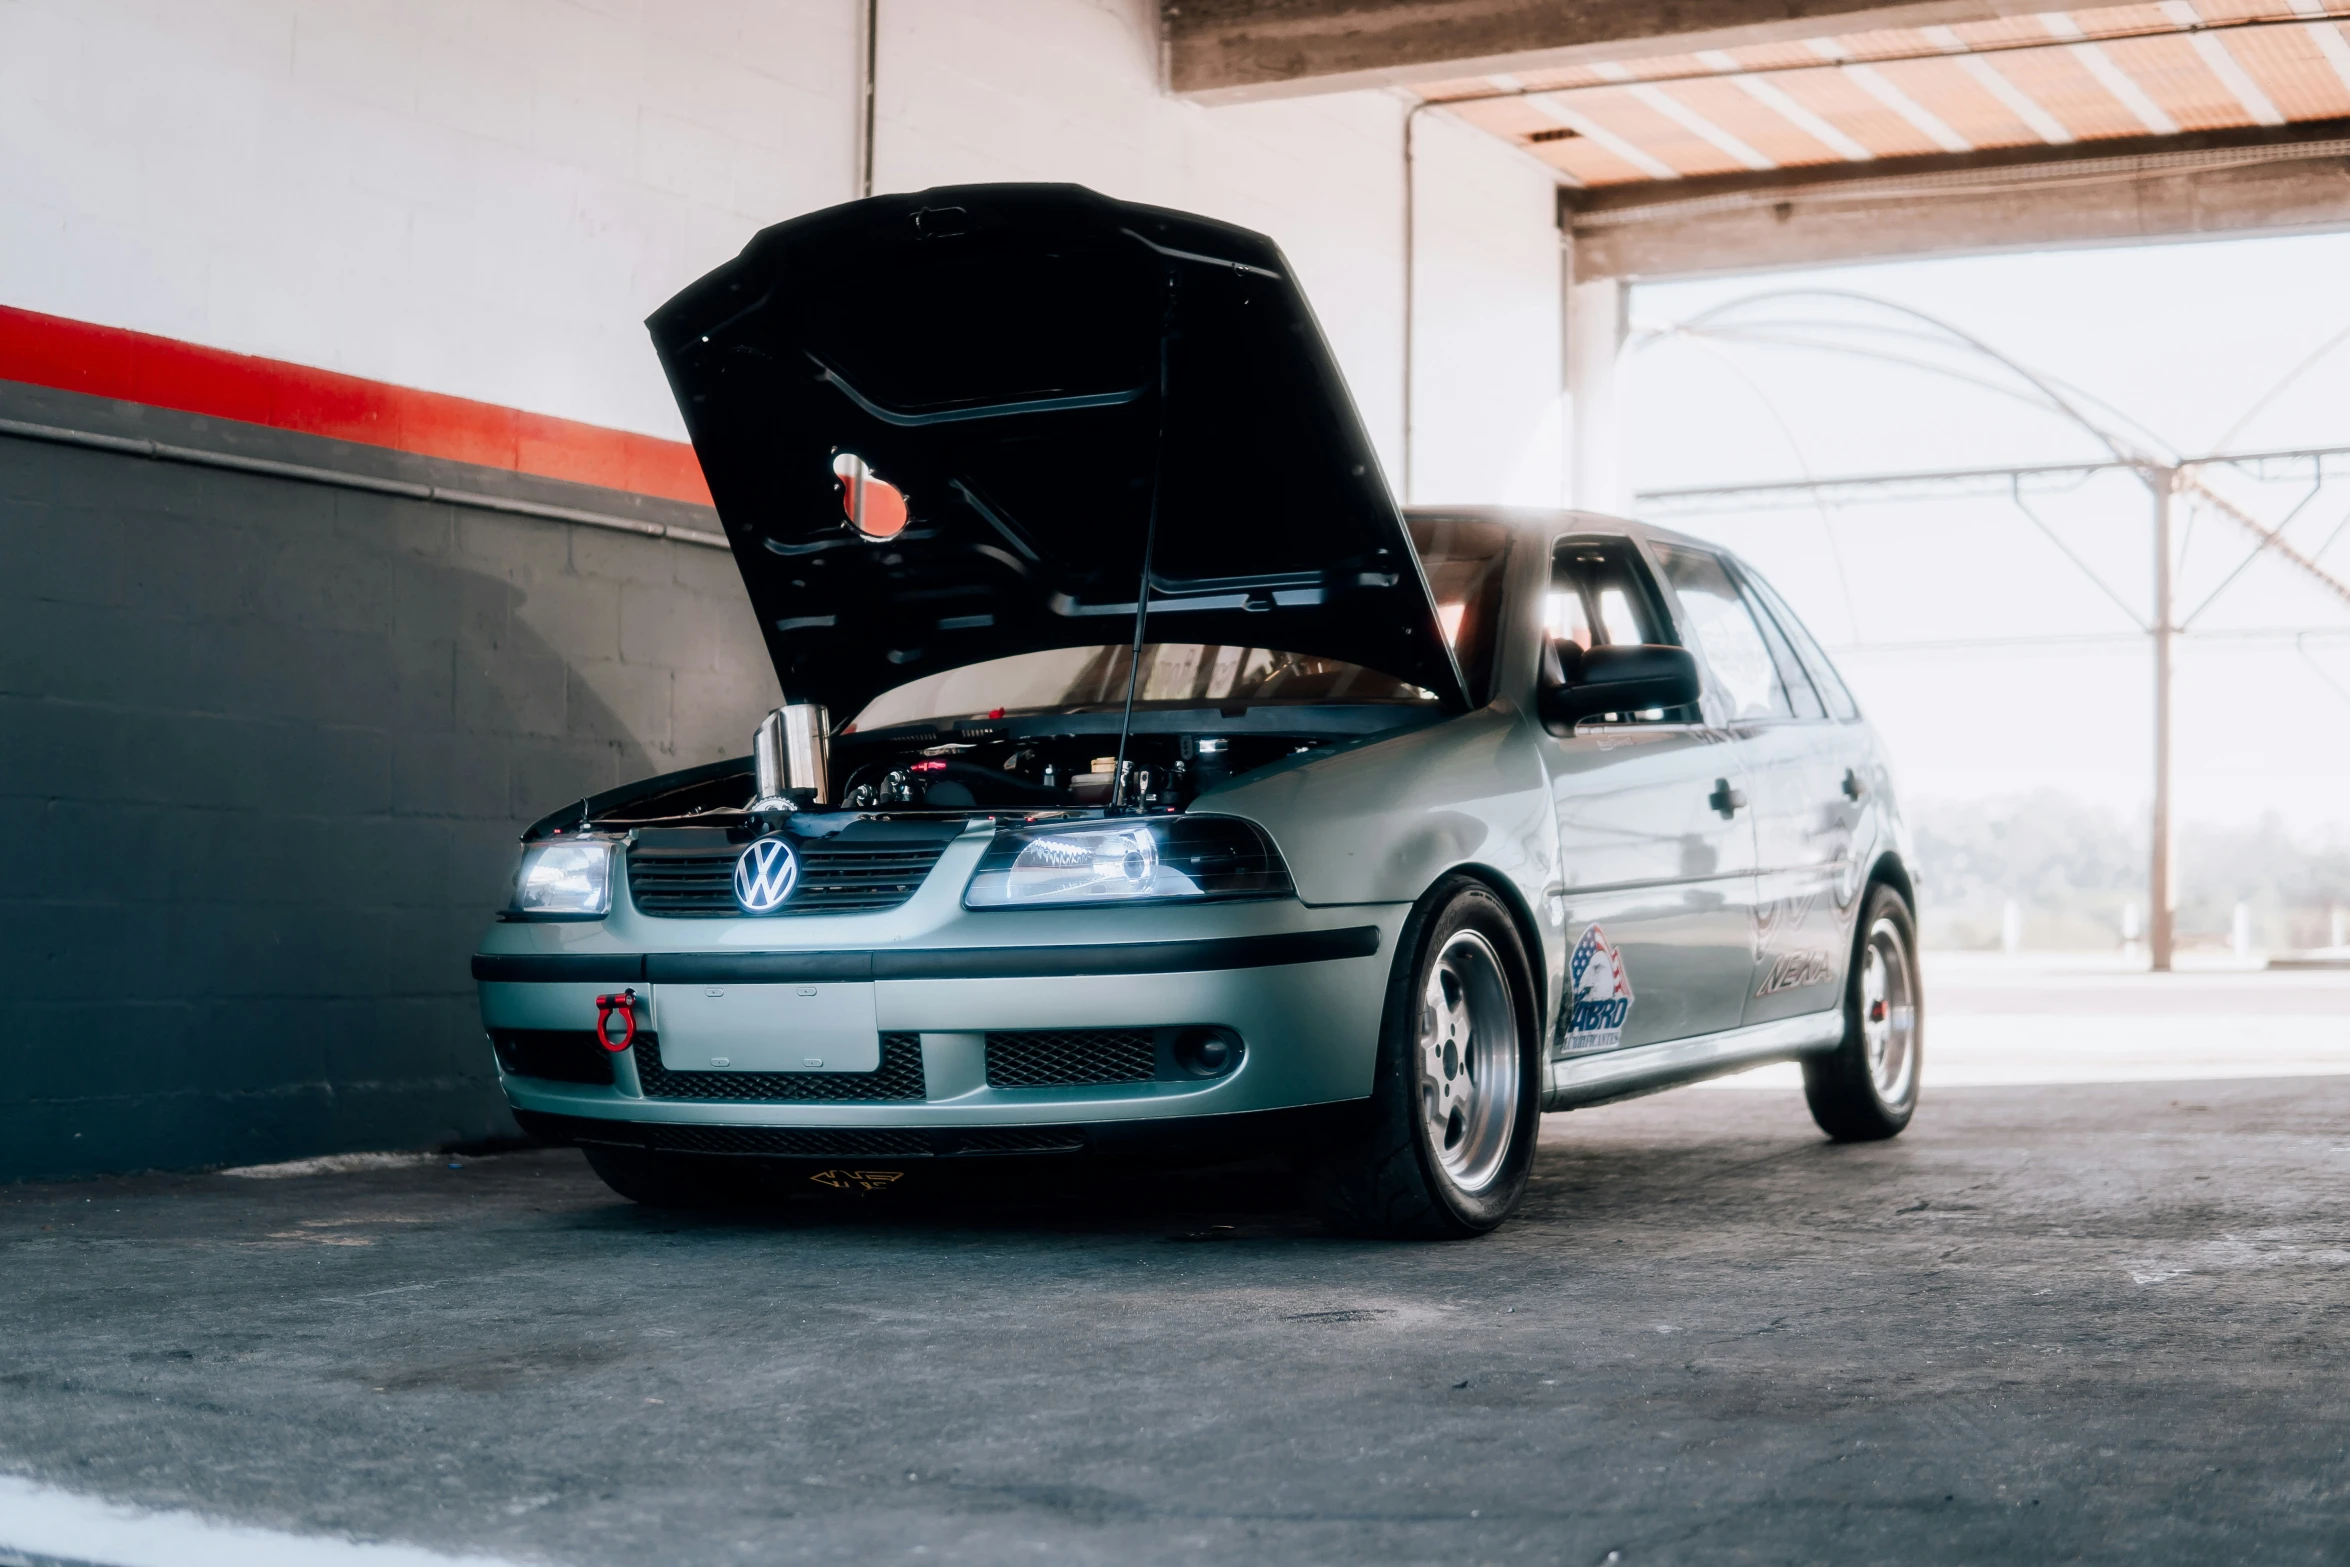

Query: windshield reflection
851;644;1438;731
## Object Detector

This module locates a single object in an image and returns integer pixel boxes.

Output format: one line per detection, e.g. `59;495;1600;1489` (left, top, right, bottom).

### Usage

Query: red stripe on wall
0;304;713;507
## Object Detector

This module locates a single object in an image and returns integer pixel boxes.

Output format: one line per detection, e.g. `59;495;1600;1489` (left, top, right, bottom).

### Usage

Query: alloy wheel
1859;915;1919;1109
1417;929;1522;1193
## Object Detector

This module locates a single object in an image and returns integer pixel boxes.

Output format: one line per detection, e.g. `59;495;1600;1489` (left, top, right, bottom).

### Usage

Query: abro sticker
1564;924;1634;1052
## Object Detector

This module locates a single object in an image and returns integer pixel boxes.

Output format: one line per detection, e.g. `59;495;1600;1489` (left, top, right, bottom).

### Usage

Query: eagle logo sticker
1564;924;1634;1053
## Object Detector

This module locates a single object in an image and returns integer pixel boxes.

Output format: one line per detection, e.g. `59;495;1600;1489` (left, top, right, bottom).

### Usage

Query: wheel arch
1866;849;1916;913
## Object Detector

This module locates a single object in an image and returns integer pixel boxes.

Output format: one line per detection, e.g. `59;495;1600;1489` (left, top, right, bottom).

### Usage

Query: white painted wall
1403;109;1568;508
1;0;860;437
0;0;1561;500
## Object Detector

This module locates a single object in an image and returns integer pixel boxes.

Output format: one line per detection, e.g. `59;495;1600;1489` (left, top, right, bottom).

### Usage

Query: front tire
1309;878;1541;1239
1803;883;1922;1141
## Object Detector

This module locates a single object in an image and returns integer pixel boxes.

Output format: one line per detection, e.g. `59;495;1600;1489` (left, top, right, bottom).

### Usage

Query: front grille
986;1030;1157;1087
628;836;951;918
491;1030;615;1086
636;1032;927;1102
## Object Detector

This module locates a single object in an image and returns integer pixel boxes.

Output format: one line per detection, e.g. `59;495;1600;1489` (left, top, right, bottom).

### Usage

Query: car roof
1401;506;1726;561
1403;505;1624;535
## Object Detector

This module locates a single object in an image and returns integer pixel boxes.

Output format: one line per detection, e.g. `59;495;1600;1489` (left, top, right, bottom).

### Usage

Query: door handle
1709;778;1745;819
1841;768;1868;802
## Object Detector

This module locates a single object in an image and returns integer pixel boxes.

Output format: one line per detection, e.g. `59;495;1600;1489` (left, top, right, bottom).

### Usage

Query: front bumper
476;845;1405;1134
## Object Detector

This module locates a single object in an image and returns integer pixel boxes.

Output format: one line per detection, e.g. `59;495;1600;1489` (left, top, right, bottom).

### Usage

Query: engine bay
834;726;1319;812
563;706;1431;834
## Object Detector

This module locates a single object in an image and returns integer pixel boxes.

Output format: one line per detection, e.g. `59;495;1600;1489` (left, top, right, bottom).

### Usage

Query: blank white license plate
653;983;881;1073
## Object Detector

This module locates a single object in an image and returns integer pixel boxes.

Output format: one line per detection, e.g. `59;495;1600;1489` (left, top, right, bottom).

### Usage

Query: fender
1205;708;1554;915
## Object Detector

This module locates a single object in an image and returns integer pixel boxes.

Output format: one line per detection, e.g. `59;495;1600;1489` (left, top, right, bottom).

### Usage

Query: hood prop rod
1109;273;1178;815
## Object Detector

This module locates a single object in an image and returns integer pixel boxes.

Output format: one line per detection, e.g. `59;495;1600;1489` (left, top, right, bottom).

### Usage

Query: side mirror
1539;643;1701;729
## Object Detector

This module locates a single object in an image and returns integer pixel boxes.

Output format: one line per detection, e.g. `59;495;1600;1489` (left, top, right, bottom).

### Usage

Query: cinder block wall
0;383;777;1181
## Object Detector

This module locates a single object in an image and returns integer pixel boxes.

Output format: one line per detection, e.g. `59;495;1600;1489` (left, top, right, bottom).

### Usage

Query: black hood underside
647;183;1468;719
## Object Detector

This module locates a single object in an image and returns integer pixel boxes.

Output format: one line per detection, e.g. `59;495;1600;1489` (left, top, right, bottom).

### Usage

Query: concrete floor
4;1076;2348;1566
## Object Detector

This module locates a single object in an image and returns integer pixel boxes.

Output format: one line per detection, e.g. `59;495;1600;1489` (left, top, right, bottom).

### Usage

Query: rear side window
1738;577;1826;720
1743;571;1861;721
1652;544;1791;722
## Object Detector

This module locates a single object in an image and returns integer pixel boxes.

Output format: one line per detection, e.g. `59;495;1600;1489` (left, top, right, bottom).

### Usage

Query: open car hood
647;183;1469;720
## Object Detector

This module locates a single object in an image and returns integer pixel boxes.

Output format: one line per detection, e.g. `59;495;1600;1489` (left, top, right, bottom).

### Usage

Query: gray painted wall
0;382;777;1182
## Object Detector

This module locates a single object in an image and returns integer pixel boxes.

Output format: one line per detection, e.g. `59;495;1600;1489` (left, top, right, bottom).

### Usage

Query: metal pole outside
2150;466;2176;972
859;0;879;199
1401;102;1430;507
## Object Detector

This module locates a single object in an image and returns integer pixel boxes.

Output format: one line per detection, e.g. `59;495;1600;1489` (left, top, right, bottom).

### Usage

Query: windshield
849;644;1438;732
848;515;1514;732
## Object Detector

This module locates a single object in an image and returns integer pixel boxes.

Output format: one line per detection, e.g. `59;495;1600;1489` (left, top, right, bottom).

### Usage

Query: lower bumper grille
490;1030;615;1086
951;1127;1089;1156
985;1030;1157;1087
636;1032;927;1102
494;1030;926;1101
648;1125;937;1159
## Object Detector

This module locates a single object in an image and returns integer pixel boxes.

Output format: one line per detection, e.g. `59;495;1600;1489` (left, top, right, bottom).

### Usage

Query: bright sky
1626;231;2350;836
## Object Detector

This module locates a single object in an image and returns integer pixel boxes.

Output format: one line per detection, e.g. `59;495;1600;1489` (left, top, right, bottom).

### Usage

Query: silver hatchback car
472;185;1921;1238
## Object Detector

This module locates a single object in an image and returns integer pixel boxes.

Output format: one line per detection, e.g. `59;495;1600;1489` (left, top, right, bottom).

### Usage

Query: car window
1548;538;1664;650
1652;544;1792;722
1546;536;1692;725
1738;576;1826;720
1744;572;1861;721
1407;516;1513;706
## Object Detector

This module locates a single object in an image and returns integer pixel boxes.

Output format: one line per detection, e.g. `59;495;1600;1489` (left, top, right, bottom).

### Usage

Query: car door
1650;541;1857;1027
1738;564;1877;1023
1536;534;1758;1055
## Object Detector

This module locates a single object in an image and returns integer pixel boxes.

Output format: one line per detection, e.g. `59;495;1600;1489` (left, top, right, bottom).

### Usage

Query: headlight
964;817;1292;908
507;838;616;919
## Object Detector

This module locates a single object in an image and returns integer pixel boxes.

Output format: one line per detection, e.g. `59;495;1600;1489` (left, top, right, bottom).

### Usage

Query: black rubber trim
873;927;1379;979
473;926;1379;985
651;952;872;983
513;1109;1079;1159
471;953;646;983
513;1101;1364;1164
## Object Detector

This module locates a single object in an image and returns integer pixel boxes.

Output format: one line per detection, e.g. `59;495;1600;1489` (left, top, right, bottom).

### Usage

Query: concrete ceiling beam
1563;120;2350;277
1164;0;2059;103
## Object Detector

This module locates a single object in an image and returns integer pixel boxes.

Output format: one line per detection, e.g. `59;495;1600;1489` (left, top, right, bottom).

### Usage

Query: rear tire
582;1145;742;1208
1803;882;1922;1141
1309;878;1541;1239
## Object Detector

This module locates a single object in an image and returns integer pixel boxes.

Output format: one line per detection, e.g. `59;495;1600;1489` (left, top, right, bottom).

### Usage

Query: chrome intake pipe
750;703;830;810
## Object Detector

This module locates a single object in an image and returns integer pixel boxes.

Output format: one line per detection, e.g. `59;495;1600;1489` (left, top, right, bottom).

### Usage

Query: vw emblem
732;836;799;914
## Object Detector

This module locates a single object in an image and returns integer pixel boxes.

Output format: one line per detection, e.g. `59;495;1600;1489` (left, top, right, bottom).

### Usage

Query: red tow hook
594;988;639;1052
